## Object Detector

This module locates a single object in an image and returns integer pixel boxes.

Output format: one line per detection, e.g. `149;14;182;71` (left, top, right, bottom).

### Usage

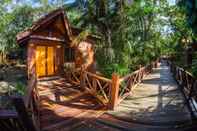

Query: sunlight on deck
107;62;191;126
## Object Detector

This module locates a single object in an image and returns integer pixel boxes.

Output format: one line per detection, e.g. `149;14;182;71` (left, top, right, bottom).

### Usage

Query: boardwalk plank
37;62;194;131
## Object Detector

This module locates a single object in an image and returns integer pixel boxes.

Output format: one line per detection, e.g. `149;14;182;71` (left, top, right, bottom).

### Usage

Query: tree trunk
0;52;2;64
0;52;7;64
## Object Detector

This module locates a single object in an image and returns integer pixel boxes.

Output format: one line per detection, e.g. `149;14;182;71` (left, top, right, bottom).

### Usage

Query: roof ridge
16;8;71;44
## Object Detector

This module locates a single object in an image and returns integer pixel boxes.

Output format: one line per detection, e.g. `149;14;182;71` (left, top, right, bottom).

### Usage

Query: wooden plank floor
38;62;195;131
95;62;193;131
67;62;195;131
37;77;106;131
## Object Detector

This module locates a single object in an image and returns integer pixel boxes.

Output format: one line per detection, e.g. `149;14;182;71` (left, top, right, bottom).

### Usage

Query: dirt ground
0;63;27;109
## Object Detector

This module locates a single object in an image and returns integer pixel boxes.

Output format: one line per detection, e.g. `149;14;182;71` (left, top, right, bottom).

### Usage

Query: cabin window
65;48;75;62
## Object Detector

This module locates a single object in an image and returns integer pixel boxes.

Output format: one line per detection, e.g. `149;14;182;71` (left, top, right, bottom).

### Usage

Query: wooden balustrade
24;72;40;130
0;70;38;131
0;96;37;131
80;71;112;106
0;110;24;131
168;61;197;118
118;61;157;105
65;69;81;86
12;96;37;131
79;60;159;110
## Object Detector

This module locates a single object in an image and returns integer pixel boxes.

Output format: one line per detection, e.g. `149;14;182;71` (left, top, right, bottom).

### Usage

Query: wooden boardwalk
37;77;106;131
38;62;194;131
68;62;194;131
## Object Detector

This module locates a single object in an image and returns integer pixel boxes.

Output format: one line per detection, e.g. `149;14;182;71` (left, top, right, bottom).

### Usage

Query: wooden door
47;47;55;76
36;46;57;77
36;46;46;77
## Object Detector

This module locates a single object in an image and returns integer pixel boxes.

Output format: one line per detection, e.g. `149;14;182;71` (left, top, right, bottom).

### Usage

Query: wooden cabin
16;9;98;78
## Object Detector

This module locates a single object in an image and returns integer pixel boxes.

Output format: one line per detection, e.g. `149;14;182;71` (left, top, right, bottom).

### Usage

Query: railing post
80;70;86;90
109;73;120;110
12;96;37;131
139;65;142;82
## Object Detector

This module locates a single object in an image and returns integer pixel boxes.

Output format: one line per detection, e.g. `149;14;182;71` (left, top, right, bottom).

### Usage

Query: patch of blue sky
168;0;176;6
6;0;76;12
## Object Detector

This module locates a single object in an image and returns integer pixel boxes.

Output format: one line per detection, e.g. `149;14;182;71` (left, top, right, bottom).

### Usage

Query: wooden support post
109;73;120;110
92;78;97;90
12;96;36;131
139;65;142;82
155;60;158;68
80;71;86;90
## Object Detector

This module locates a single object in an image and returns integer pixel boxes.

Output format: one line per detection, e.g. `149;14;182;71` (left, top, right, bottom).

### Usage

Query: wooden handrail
23;71;40;130
79;71;112;106
168;61;197;118
117;60;158;106
0;110;18;118
12;96;37;131
120;69;143;82
85;71;112;83
24;74;37;107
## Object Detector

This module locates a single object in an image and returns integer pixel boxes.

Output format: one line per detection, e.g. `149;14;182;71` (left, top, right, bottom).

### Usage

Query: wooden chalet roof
16;8;100;45
16;8;72;44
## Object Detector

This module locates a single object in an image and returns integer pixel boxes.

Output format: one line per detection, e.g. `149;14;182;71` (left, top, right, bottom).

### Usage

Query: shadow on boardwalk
35;62;197;131
98;61;195;131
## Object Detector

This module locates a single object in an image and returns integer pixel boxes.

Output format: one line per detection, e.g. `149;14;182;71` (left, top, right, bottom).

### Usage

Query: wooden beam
0;110;18;119
30;35;66;42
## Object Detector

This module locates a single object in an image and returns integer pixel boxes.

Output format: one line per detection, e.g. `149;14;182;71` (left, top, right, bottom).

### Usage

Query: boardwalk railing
168;61;197;118
0;71;38;131
81;71;112;106
24;72;40;130
0;109;24;131
76;59;159;110
0;97;37;131
117;60;158;107
65;69;81;86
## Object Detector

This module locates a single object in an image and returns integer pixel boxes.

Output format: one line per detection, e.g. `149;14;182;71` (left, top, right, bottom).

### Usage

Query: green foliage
0;0;195;78
178;0;197;35
99;63;129;78
15;82;26;96
191;66;197;77
85;0;168;77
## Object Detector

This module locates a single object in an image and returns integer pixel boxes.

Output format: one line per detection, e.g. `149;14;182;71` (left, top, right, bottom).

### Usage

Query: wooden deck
37;62;195;131
96;62;193;131
37;77;106;131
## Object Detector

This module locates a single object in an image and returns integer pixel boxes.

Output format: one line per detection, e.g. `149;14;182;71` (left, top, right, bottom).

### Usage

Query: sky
168;0;176;5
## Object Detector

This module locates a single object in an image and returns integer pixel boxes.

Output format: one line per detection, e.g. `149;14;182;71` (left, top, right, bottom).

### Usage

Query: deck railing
0;96;37;131
0;70;38;131
117;60;158;107
0;109;24;131
81;71;112;106
65;68;81;87
168;61;197;118
118;64;152;102
77;59;159;110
